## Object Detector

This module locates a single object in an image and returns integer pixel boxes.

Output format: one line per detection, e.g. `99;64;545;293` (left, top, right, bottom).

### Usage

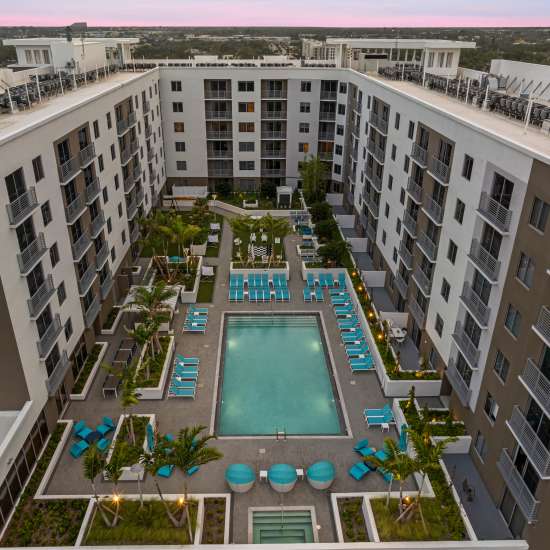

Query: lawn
197;268;216;303
85;500;198;545
216;192;301;210
338;497;368;542
72;343;104;394
135;336;171;388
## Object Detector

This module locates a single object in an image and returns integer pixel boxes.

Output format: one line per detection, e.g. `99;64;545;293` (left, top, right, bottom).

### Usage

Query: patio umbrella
225;464;255;493
306;461;335;490
267;464;297;493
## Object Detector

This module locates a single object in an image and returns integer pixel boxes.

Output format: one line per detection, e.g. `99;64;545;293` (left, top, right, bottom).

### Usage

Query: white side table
296;468;304;480
381;422;390;433
259;470;268;482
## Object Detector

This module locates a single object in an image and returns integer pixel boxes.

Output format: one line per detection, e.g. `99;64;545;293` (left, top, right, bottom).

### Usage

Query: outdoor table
113;349;132;369
210;222;221;231
85;430;102;443
103;374;121;398
390;327;406;344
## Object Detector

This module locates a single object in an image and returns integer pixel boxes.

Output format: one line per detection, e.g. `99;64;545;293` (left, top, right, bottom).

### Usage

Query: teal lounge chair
314;287;324;301
349;356;373;366
353;438;370;451
338;272;347;288
187;466;200;476
357;446;376;457
170;380;196;389
349;462;370;481
282;288;290;301
183;325;206;334
303;287;313;302
325;273;335;287
73;420;88;436
176;355;199;364
70;440;89;458
351;362;375;373
306;273;316;287
97;423;114;437
157;464;174;478
169;386;196;398
379;468;393;484
190;306;209;314
346;347;369;357
175;365;199;374
96;438;111;453
329;288;345;296
174;370;198;381
77;426;93;441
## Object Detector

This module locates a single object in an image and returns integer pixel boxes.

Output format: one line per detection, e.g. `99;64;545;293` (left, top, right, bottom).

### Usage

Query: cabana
306;460;335;490
225;464;256;493
267;463;298;493
276;185;293;208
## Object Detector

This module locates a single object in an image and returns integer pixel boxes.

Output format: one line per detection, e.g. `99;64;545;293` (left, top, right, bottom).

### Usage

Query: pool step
254;515;313;524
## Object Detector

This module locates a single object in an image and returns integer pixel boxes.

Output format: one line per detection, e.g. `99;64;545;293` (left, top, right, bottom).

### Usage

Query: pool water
218;315;343;436
252;510;315;544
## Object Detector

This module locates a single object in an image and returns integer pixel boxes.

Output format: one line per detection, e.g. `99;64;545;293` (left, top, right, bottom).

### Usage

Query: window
174;122;185;132
337;104;346;115
504;304;521;337
447;240;457;264
333;164;341;175
110;144;116;160
92;120;100;139
171;80;182;92
382;230;386;245
388;174;393;190
516;252;535;288
441;279;450;302
396;219;401;234
98;154;104;172
403;155;410;173
107;217;112;233
529;197;549;232
384;203;390;218
238;81;254;92
102;188;108;204
301;81;311;92
435;314;444;337
238;102;254;113
172;102;183;113
57;282;66;306
462;155;474;180
239;161;254;171
175;142;186;152
474;431;487;460
391;144;396;161
336;124;344;136
106;112;112;129
238;122;254;133
399;188;405;205
339;82;347;94
483;392;499;422
454;199;465;224
110;247;116;262
299;102;310;113
176;160;187;171
335;144;343;155
239;142;254;152
299;123;310;134
121;230;126;244
298;143;309;153
49;243;59;267
393;247;398;263
408;121;415;139
394;112;400;130
493;350;510;383
41;202;52;226
114;174;119;190
64;318;73;341
117;203;122;217
32;156;44;182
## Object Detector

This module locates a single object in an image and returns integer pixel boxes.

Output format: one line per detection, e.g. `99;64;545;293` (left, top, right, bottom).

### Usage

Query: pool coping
209;310;353;440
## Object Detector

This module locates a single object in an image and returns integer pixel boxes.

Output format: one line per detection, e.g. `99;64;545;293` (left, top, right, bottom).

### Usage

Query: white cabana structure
276;185;293;208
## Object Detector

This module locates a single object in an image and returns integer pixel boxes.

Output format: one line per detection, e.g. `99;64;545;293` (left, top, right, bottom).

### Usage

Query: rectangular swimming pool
217;314;344;436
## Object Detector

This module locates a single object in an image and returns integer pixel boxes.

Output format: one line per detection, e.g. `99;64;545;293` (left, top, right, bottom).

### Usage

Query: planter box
381;374;442;397
135;336;174;400
301;262;347;281
70;342;108;401
230;261;290;281
209;199;298;218
243;200;259;208
100;308;124;336
432;435;472;454
104;414;155;481
191;242;207;256
180;256;202;304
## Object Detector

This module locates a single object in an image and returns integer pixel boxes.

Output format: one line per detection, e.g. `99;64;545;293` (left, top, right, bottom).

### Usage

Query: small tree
309;201;332;223
300;156;328;204
83;447;112;527
314;219;338;242
120;363;140;445
104;442;129;527
317;240;351;267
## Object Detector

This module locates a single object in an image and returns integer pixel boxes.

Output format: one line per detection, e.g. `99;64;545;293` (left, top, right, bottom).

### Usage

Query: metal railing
205;89;232;99
124;174;135;193
319;111;336;120
145;125;153;139
520;358;550;419
208;130;233;139
95;242;109;269
533;305;550;347
100;272;113;300
417;231;438;262
85;178;101;204
71;232;91;261
367;139;385;164
395;272;409;298
6;187;38;226
369;111;388;134
136;189;144;205
262;89;285;99
146;148;155;162
497;448;540;523
318;132;335;141
507;405;550;478
78;264;97;295
208;168;233;177
366;224;377;241
446;358;472;407
428;155;451;184
365;165;382;192
130;225;141;244
261;110;287;119
406;177;423;203
365;195;379;218
261;168;286;176
423;196;444;225
130;139;139;155
126;199;138;220
205;110;232;119
37;314;62;358
318;152;333;161
132;163;141;180
90;212;105;237
412;267;432;296
207;149;232;159
128;111;137;127
411;143;428;167
409;297;426;328
58;156;80;183
320;90;337;100
117;117;129;135
398;242;413;269
452;322;480;368
478;193;513;233
403;211;418;237
143;100;150;113
27;274;55;319
17;233;47;275
84;295;101;328
460;282;490;327
45;350;70;396
469;240;501;282
79;143;96;167
261;149;286;158
64;194;86;224
149;169;157;183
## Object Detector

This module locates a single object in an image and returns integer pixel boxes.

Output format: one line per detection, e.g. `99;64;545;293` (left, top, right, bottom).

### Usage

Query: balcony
319;111;336;121
497;448;540;523
95;242;109;269
369;111;388;134
123;174;135;193
100;272;113;300
149;169;157;183
128;111;137;127
207;149;232;159
117;117;129;136
143;100;150;113
412;267;432;296
126;199;138;220
262;89;285;99
520;358;550;419
320;90;337;100
403;211;418;237
365;166;382;192
64;194;86;224
130;225;141;244
477;193;513;233
262;168;286;177
468;240;501;283
365;195;380;218
17;233;47;275
507;405;550;479
132;163;141;181
27;274;55;319
409;297;426;328
71;232;92;262
423;196;444;225
395;272;409;299
460;282;491;328
37;314;62;358
58;156;80;183
78;143;96;167
145;125;153;139
45;350;70;396
533;305;550;347
446;358;472;407
366;224;377;241
90;212;106;238
318;152;333;162
367;139;385;164
147;148;155;162
452;322;480;368
261;149;286;159
205;110;232;120
85;178;101;204
130;139;139;155
261;110;287;119
411;143;428;167
136;189;145;206
428;155;451;184
317;132;334;141
406;177;423;204
78;264;97;296
398;242;413;270
416;231;438;262
205;89;231;99
84;295;101;328
6;187;39;226
209;168;233;177
207;130;233;139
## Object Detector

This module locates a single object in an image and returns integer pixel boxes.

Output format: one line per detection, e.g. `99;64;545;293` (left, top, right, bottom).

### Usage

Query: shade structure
225;464;256;493
268;464;297;493
306;460;336;490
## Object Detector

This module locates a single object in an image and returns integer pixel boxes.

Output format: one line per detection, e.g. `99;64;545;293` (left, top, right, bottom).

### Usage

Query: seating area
364;404;395;427
228;273;290;303
348;438;393;483
302;271;347;302
183;305;209;334
168;353;200;398
69;417;116;458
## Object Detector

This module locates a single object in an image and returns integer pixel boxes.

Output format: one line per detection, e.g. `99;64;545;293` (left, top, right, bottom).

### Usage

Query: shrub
314;219;339;241
309;201;332;223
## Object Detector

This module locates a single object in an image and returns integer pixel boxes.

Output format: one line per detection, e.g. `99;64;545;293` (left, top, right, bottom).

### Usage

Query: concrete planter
432;435;472;454
381;374;442;397
180;256;202;304
301;262;346;280
70;342;108;401
230;261;290;281
135;336;174;400
100;307;124;336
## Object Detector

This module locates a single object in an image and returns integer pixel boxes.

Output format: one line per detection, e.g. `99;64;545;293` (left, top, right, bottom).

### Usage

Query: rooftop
325;38;477;50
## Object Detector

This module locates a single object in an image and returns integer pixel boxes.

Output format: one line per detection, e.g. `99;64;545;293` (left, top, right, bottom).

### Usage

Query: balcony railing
207;130;233;139
126;199;138;220
45;350;70;396
497;448;540;523
261;149;286;158
124;174;135;193
205;89;231;99
128;111;137;127
423;196;444;225
365;195;379;218
149;169;157;183
318;152;333;161
428;155;451;184
37;314;62;358
6;187;39;226
446;358;472;407
452;321;480;368
366;224;377;241
143;100;150;113
365;166;382;192
147;148;155;162
132;163;141;180
367;139;385;164
261;110;287;119
369;111;388;134
395;272;409;298
130;139;139;155
507;405;550;479
17;233;47;275
318;132;335;141
78;143;96;167
90;212;106;237
117;118;129;135
468;240;501;283
533;306;550;347
207;149;232;159
205;110;232;119
262;168;286;177
64;194;86;224
398;242;413;270
100;272;113;300
520;358;550;419
136;189;144;206
85;178;101;204
460;282;490;328
58;156;80;183
417;231;438;262
27;274;55;319
71;232;92;261
262;89;285;99
78;264;97;295
412;267;432;296
409;297;426;328
406;177;423;203
320;90;337;100
319;111;336;121
209;168;233;177
95;242;109;269
477;193;513;233
145;125;153;139
403;211;418;237
130;225;141;244
84;295;101;328
411;143;428;167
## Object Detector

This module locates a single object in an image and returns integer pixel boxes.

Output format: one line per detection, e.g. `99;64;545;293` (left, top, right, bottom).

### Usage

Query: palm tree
120;364;140;445
169;426;223;538
140;211;172;280
229;216;255;265
83;446;112;527
260;215;290;266
104;442;128;527
317;239;351;267
299;155;328;204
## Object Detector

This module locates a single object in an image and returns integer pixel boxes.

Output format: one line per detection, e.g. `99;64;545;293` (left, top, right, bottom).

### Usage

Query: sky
0;0;549;27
